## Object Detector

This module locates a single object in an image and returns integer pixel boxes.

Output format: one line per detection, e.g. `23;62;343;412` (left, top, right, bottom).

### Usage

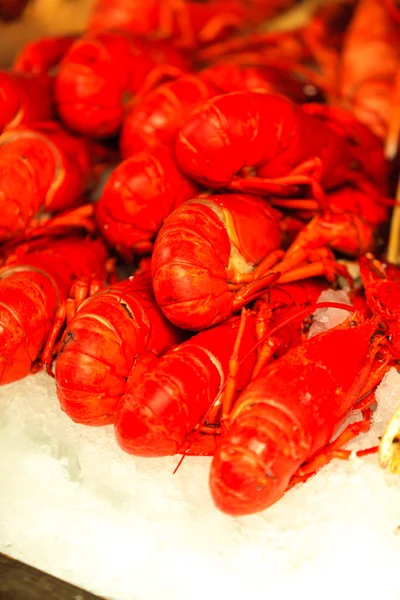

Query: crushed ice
1;289;400;600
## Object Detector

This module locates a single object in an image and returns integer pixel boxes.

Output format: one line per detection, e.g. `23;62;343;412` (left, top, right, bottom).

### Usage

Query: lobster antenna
387;176;400;264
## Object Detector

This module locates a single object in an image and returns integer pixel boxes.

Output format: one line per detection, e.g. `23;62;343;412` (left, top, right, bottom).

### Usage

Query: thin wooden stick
387;176;400;265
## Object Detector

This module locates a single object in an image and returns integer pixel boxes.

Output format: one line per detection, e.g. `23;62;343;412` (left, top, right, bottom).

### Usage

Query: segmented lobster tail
0;71;53;132
55;31;190;137
96;147;199;258
55;274;184;426
0;122;92;242
0;237;108;385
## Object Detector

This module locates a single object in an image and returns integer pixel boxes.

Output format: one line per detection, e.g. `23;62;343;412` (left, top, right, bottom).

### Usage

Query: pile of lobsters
0;0;400;516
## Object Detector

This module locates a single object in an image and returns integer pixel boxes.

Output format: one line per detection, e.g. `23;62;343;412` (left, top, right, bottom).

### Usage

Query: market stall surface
1;367;400;600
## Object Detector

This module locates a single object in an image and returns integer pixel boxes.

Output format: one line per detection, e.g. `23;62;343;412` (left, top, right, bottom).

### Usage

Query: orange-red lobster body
115;278;328;458
87;0;291;50
0;121;92;242
120;64;319;158
175;91;386;198
359;255;400;358
120;73;218;158
0;71;53;132
210;316;381;515
278;183;389;262
13;35;78;75
55;31;190;137
96;147;199;258
152;193;282;330
0;236;108;386
338;0;400;140
54;271;184;426
115;314;260;457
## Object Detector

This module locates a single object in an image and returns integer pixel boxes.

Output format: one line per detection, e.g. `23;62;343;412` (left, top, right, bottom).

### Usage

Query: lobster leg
273;247;352;285
291;407;375;484
40;276;103;375
229;157;326;206
228;249;284;283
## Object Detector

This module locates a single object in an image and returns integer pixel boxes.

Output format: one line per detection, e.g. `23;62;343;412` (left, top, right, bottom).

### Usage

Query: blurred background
0;0;329;67
0;0;95;66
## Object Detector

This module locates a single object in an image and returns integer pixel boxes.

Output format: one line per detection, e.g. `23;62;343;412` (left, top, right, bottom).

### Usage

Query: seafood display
1;0;400;518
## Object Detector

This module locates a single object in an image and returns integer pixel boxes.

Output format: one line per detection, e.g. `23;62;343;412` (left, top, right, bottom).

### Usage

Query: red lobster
0;71;53;133
271;182;390;273
120;64;321;158
209;313;387;515
54;31;190;137
152;193;283;330
96;147;199;259
115;278;329;457
87;0;291;50
0;235;108;386
54;270;184;426
0;121;93;242
175;91;387;201
338;0;400;142
13;35;78;75
359;254;400;359
115;313;259;457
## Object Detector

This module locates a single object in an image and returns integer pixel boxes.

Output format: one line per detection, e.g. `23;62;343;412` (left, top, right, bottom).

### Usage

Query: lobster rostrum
96;147;199;259
0;121;93;242
0;71;53;133
54;270;184;426
209;312;387;515
0;235;108;386
175;91;383;202
54;30;190;137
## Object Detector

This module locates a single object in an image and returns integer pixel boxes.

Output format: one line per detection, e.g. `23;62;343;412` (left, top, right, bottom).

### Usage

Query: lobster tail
55;279;183;425
0;71;53;132
55;32;189;137
96;148;198;258
152;194;282;330
152;199;234;330
120;74;218;157
0;237;108;386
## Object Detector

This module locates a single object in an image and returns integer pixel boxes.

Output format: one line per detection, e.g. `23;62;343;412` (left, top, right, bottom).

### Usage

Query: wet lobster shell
54;272;185;426
54;30;191;137
96;147;199;258
0;236;108;386
0;121;93;242
0;71;53;132
152;193;282;330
